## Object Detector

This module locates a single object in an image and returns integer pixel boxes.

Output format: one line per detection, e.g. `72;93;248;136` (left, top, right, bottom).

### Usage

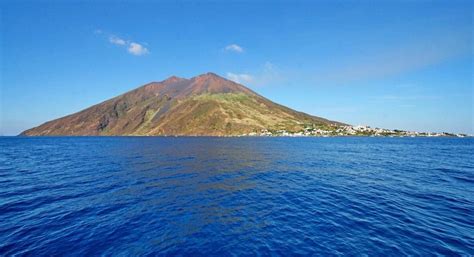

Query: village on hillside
240;125;470;138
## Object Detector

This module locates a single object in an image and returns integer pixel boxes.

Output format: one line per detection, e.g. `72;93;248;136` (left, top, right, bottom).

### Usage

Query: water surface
1;137;473;256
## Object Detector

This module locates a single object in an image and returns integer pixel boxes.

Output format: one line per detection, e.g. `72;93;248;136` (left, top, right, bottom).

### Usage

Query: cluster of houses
240;125;469;137
339;125;468;137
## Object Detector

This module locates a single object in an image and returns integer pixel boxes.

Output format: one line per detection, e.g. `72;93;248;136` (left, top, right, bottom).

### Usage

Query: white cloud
226;73;254;84
127;42;149;56
224;44;244;53
96;31;149;56
109;36;126;45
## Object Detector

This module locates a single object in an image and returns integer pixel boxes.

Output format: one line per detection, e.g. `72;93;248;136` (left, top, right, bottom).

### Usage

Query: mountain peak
201;72;220;78
193;72;231;81
20;72;342;136
186;72;253;95
162;75;186;84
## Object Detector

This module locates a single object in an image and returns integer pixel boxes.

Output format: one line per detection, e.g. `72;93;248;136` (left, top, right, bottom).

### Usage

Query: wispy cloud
226;73;253;84
109;36;126;46
310;32;471;84
259;61;281;85
227;61;283;86
128;42;149;56
95;30;149;56
224;44;244;53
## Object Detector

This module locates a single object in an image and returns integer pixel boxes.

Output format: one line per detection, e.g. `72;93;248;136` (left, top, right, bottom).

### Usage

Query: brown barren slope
21;73;344;136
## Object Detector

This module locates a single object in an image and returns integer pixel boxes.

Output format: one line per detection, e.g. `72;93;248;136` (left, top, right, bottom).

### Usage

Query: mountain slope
21;73;344;136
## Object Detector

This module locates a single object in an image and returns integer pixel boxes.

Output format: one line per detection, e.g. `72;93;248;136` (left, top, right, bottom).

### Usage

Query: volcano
21;73;343;136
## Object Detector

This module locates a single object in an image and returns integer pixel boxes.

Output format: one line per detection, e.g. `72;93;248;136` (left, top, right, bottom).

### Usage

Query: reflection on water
0;137;473;255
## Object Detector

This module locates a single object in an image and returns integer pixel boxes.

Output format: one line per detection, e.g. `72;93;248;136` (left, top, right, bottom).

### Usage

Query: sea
0;137;473;256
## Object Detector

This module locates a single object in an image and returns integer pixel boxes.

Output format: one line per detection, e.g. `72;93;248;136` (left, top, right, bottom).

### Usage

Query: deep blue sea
0;137;473;256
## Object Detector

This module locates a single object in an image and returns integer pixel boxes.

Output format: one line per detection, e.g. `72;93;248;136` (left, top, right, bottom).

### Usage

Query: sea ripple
0;137;473;256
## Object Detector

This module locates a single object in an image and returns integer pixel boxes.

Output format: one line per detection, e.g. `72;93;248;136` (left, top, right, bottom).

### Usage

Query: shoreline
8;134;473;138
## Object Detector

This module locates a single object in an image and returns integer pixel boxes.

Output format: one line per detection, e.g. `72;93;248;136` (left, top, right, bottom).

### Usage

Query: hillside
20;73;344;136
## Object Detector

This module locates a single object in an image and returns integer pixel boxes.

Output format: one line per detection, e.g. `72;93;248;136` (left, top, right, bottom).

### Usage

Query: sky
1;0;473;135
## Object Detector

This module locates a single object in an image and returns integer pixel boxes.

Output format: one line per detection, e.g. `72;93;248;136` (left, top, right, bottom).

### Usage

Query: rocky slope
21;73;344;136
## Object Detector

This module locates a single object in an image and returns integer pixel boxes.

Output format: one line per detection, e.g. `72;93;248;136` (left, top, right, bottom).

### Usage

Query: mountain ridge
20;73;344;136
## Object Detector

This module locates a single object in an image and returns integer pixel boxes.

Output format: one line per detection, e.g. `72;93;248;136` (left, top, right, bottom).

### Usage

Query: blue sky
1;1;472;135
